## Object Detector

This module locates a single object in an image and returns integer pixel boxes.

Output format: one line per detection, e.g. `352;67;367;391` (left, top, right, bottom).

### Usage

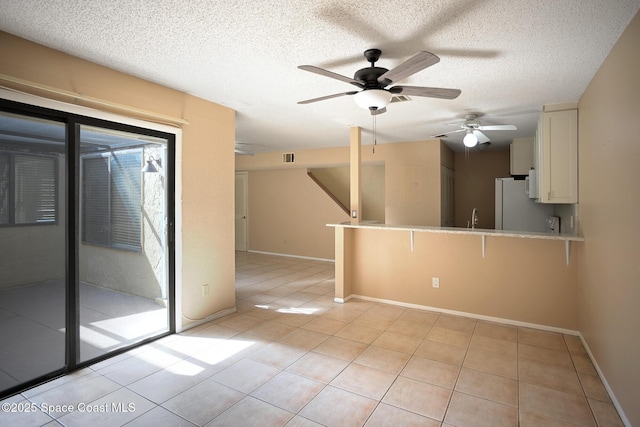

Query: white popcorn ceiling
0;0;639;152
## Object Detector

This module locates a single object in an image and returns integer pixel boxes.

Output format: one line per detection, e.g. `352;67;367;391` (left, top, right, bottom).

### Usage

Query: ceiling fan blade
430;129;465;138
473;130;491;143
370;107;387;116
477;124;517;131
378;51;440;85
298;65;364;88
297;91;358;104
392;85;461;99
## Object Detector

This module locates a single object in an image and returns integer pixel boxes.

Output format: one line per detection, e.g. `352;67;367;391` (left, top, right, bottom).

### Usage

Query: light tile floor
0;281;168;392
0;251;625;426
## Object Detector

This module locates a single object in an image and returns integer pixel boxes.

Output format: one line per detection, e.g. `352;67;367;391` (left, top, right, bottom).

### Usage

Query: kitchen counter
328;221;582;331
328;222;583;265
328;222;584;241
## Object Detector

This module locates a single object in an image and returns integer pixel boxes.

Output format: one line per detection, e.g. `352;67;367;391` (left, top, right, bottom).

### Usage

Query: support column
350;126;361;224
334;226;352;303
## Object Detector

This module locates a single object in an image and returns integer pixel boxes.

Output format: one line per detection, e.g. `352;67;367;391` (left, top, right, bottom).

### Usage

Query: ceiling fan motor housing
353;67;389;88
354;55;393;110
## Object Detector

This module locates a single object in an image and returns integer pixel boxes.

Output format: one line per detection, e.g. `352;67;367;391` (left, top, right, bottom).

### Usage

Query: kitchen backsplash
553;203;579;235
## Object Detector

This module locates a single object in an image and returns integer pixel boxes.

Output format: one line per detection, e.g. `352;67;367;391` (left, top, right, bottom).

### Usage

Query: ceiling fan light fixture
463;130;478;147
354;89;392;110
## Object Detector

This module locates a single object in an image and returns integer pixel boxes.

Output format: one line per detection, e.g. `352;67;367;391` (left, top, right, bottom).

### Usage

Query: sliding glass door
78;125;170;362
0;100;175;397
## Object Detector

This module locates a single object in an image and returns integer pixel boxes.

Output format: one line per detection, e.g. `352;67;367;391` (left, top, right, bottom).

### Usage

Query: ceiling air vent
282;152;295;164
390;95;411;103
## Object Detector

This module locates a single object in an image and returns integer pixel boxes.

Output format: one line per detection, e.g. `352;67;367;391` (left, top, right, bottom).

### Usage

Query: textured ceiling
1;0;639;153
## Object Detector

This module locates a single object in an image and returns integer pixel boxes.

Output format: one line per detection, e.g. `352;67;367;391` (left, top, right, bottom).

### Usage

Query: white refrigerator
495;178;553;232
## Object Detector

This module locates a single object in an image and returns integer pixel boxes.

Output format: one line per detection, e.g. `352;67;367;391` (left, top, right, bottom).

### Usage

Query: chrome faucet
471;208;478;229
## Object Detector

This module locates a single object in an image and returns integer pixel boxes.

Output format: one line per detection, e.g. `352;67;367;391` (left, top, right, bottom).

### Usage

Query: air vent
390;95;411;103
282;152;295;164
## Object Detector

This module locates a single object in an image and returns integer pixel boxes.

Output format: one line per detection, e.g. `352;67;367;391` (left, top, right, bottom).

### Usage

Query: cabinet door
510;138;534;175
539;109;578;203
534;118;544;200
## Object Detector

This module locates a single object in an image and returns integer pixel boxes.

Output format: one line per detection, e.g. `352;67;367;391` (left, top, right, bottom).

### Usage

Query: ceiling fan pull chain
372;112;377;154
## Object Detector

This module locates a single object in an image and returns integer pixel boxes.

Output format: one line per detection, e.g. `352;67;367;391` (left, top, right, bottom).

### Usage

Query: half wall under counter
328;223;584;332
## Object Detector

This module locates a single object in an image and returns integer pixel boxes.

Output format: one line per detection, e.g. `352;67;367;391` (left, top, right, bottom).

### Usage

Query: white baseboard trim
578;334;631;427
348;294;580;336
179;307;237;332
336;295;632;424
247;250;334;263
342;296;633;423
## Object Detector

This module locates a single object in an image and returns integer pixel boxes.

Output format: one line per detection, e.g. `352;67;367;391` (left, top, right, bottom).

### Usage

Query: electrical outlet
432;277;440;288
202;284;209;296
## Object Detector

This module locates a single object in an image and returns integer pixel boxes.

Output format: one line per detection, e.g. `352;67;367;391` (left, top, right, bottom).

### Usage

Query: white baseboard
339;294;632;424
578;334;631;427
178;307;237;332
333;295;354;304
247;250;334;263
347;294;580;336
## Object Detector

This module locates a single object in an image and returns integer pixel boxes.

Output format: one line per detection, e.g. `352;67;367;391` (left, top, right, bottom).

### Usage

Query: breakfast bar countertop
327;222;584;242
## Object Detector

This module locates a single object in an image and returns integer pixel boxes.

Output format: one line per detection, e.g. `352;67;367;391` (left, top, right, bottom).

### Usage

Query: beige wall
247;168;347;259
454;150;510;228
308;166;351;213
341;227;579;330
380;140;442;225
578;11;640;426
237;140;443;226
237;139;446;258
0;31;236;328
440;143;455;170
309;165;385;223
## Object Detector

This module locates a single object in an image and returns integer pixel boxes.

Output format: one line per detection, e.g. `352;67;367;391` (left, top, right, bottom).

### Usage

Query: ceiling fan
432;114;517;147
297;49;461;115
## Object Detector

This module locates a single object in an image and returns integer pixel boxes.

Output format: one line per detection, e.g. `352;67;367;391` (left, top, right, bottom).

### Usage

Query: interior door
235;172;248;251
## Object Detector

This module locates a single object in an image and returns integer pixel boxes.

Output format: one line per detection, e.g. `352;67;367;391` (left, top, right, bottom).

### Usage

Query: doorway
235;172;248;251
0;99;175;397
441;165;455;227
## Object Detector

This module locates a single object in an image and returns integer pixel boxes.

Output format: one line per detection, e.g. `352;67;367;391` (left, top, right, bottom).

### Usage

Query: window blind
81;149;141;251
110;151;141;249
82;156;110;244
14;155;57;224
0;153;57;225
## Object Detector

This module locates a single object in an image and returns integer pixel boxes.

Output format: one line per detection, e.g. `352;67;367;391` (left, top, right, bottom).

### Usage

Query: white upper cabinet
510;137;534;175
534;104;578;203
